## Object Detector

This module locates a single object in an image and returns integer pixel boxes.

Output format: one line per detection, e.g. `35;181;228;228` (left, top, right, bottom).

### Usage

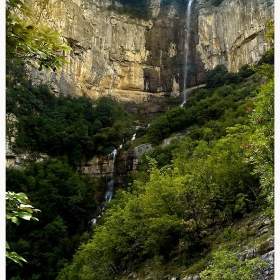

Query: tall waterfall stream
181;0;194;107
88;132;139;230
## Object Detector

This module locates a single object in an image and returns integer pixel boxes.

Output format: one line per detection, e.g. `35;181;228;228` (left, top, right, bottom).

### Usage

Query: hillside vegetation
55;56;274;279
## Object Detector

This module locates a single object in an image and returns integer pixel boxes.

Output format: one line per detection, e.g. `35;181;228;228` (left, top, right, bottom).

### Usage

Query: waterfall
104;178;114;202
104;148;118;202
108;148;117;160
181;0;194;107
88;148;118;229
131;133;136;141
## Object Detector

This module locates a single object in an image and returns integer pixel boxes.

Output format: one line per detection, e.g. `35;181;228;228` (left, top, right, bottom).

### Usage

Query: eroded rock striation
197;0;274;72
26;0;274;102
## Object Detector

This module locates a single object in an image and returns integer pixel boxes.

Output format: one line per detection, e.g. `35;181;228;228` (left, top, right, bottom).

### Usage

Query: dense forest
6;61;132;166
6;0;274;278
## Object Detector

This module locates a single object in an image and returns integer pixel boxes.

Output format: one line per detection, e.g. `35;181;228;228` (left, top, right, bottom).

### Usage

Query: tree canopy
6;0;71;71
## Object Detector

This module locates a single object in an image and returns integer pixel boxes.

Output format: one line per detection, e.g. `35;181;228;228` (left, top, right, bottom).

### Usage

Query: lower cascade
104;178;114;203
88;147;118;228
104;148;118;203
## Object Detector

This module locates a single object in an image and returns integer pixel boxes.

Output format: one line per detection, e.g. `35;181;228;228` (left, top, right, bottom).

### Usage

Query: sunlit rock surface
26;0;274;102
197;0;274;72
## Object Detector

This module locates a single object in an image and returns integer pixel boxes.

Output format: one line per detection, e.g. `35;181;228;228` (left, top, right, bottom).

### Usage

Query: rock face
26;0;274;102
77;144;153;186
197;0;274;72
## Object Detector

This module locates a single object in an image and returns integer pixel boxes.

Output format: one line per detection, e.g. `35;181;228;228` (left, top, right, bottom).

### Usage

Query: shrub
206;65;228;88
200;250;268;279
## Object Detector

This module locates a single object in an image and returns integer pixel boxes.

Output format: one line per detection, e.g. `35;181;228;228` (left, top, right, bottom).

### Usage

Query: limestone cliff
197;0;274;72
77;144;153;186
26;0;274;102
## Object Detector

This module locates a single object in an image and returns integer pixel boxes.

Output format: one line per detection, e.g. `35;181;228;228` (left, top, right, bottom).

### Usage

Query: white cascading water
108;148;117;160
105;148;118;202
89;148;117;229
131;133;136;141
105;178;114;202
180;0;194;107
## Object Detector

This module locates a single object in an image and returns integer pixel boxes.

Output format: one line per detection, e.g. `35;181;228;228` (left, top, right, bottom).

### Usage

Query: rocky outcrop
184;213;274;280
25;0;274;102
77;154;116;177
77;144;153;185
28;0;154;101
197;0;274;72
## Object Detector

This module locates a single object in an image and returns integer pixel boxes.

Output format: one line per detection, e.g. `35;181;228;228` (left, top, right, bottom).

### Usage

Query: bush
257;49;274;65
110;0;151;19
239;64;254;79
224;72;243;85
200;250;268;279
147;116;170;145
206;65;228;88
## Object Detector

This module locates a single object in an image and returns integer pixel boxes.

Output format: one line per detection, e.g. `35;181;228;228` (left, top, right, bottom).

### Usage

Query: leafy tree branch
6;0;71;71
6;191;40;265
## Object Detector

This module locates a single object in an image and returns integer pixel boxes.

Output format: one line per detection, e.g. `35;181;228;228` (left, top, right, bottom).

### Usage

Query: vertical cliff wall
26;0;274;102
197;0;274;72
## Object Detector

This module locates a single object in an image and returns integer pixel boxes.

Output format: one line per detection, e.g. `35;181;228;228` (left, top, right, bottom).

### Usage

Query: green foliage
161;0;187;7
56;62;273;280
200;250;267;279
6;16;274;280
147;107;189;145
58;125;262;278
6;159;100;279
257;49;274;66
143;145;175;169
257;20;274;66
6;0;71;71
245;78;274;203
205;65;228;88
265;19;274;44
241;21;274;205
161;0;174;6
146;62;260;147
6;191;40;266
161;0;184;6
6;191;40;226
147;115;171;145
223;72;243;85
205;64;254;89
6;66;129;164
6;242;27;267
165;107;189;133
238;64;255;79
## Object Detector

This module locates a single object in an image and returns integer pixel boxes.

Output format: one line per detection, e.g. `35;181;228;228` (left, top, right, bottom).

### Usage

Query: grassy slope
120;210;273;279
